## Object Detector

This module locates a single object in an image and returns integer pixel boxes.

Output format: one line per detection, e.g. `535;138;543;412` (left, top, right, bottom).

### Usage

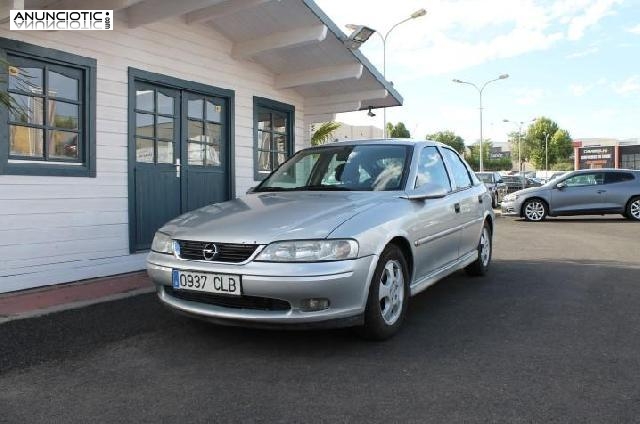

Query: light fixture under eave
367;107;376;117
344;25;376;49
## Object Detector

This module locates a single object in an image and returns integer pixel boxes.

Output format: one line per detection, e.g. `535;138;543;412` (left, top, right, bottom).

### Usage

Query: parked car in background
147;140;495;340
476;172;508;207
537;171;569;183
502;175;543;193
501;169;640;221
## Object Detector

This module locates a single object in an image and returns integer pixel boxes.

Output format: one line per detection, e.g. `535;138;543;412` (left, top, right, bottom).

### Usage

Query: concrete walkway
0;272;153;323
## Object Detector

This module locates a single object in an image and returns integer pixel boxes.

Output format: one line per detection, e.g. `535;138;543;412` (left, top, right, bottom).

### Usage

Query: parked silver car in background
501;169;640;221
147;140;495;339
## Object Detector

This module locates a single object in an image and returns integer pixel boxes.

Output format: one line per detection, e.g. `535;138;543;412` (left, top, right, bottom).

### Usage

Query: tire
626;196;640;221
522;198;548;222
465;222;492;277
491;193;498;209
360;245;410;340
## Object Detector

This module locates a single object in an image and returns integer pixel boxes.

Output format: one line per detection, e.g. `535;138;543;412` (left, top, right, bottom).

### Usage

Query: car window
415;146;452;191
564;173;604;187
440;147;473;189
604;172;635;184
475;173;493;183
256;144;410;192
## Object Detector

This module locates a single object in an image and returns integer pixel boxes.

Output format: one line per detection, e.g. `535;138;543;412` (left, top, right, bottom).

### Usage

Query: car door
550;172;606;214
440;147;485;259
409;146;460;281
602;171;637;211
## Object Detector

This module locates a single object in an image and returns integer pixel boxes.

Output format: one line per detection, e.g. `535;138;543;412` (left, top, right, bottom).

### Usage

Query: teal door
130;80;231;252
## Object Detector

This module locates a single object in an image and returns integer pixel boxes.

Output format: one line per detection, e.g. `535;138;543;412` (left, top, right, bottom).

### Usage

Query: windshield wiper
253;186;300;192
254;185;352;192
304;185;352;191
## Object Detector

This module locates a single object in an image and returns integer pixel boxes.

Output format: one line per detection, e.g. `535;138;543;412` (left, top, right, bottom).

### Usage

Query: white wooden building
0;0;402;293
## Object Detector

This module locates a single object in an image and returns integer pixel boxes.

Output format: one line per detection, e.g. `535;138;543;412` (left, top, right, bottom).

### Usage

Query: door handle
454;203;461;213
175;158;181;178
597;189;606;194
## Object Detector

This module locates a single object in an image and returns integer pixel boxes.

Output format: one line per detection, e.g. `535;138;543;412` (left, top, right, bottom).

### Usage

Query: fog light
300;298;330;312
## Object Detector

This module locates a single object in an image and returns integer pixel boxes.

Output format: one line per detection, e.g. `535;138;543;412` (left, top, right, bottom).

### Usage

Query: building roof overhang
15;0;402;122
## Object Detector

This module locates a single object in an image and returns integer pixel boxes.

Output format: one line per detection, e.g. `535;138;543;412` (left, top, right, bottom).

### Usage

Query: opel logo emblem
202;243;218;261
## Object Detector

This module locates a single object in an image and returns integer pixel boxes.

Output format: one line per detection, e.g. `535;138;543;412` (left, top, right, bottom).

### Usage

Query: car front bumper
501;197;522;216
147;251;378;327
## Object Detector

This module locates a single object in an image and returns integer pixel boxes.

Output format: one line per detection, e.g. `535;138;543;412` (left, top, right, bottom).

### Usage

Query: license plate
172;270;241;296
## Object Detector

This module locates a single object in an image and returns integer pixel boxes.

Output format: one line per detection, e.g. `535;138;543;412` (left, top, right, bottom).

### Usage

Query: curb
0;287;155;325
0;271;153;324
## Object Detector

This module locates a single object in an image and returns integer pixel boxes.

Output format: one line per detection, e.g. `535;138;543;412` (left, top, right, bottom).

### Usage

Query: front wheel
360;245;410;340
626;196;640;221
522;199;548;222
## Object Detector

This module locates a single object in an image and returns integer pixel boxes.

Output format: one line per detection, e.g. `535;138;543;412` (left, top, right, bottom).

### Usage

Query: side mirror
401;184;448;201
556;182;566;190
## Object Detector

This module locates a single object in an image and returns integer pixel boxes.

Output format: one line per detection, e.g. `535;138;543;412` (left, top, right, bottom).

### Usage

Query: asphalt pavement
1;216;639;423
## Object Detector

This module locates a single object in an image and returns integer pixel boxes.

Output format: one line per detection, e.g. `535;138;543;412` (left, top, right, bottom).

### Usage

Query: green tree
426;130;465;154
386;122;411;138
508;130;531;171
524;117;573;169
310;121;341;146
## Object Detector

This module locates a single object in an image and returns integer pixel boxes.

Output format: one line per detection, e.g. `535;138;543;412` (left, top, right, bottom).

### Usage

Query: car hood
510;186;550;197
160;191;392;244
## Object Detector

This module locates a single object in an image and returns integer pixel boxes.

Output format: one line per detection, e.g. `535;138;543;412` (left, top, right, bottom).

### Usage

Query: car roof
567;168;640;174
308;138;442;148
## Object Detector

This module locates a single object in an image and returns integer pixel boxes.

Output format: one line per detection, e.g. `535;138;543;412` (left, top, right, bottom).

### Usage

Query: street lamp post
453;74;509;172
544;132;551;178
346;8;427;138
504;118;535;190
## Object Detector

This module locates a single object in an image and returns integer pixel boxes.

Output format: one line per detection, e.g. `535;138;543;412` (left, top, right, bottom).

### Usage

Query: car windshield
476;173;493;183
255;144;411;192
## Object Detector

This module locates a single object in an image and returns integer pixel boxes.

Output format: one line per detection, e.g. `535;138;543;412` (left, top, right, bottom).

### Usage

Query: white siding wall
0;17;306;293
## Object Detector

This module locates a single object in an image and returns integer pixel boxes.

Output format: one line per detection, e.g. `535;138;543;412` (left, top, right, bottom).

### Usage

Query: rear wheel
491;193;498;208
522;199;548;222
626;196;640;221
466;222;492;276
360;245;409;340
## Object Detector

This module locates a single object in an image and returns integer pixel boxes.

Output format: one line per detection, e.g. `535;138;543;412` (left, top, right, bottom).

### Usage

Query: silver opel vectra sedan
147;140;495;339
501;169;640;222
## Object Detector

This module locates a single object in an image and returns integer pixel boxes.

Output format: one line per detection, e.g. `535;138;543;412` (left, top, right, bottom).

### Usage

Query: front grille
176;240;258;263
165;287;291;311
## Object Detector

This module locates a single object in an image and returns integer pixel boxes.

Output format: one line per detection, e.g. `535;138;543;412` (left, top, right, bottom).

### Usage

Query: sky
315;0;640;145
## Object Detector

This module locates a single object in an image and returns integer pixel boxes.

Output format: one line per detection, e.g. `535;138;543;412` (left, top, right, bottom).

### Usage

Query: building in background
573;138;640;170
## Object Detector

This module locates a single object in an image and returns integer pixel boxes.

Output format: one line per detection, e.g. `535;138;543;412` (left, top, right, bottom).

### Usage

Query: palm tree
311;121;341;146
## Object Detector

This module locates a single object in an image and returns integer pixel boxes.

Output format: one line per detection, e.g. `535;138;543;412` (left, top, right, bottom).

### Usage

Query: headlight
256;239;358;262
503;194;518;202
151;232;174;254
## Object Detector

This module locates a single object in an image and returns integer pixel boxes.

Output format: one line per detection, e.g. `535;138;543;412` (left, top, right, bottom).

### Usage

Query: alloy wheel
378;260;405;325
524;200;545;221
480;226;491;267
631;199;640;220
